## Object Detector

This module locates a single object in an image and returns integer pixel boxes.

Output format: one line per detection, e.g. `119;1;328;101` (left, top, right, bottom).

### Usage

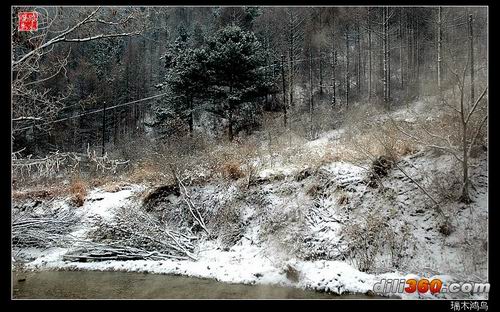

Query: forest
12;6;488;300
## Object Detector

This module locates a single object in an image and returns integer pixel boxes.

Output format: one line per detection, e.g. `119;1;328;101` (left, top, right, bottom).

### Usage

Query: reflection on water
12;270;381;299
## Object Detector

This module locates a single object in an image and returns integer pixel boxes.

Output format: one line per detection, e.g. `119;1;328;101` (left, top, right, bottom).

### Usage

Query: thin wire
15;92;170;132
15;42;410;131
261;54;336;70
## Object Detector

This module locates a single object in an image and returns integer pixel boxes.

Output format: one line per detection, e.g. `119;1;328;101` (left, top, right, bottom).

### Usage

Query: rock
284;264;300;282
366;290;376;297
143;184;180;212
439;220;454;236
295;167;313;182
368;155;395;187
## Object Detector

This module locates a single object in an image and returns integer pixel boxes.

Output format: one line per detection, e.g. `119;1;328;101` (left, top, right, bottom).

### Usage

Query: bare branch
62;31;141;43
465;86;488;125
12;116;43;122
467;114;488;157
12;7;101;67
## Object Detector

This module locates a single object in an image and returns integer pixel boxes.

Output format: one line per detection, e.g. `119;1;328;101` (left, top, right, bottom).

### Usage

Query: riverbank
12;161;488;300
12;99;488;300
13;270;388;299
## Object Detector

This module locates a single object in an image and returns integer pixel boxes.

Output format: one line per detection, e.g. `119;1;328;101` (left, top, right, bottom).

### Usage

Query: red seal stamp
18;12;38;32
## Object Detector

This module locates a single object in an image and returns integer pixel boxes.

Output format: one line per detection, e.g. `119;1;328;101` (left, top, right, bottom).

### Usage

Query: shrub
371;155;395;177
283;263;300;282
222;162;244;180
12;188;60;201
365;155;395;188
342;210;416;272
305;183;321;197
341;212;386;272
439;220;454;236
69;179;87;207
336;191;349;205
208;202;243;248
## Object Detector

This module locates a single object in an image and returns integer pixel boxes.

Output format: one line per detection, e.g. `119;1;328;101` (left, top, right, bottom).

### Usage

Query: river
12;270;381;299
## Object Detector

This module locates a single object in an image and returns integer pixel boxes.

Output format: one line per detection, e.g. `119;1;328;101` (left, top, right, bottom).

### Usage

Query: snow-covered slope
12;100;488;300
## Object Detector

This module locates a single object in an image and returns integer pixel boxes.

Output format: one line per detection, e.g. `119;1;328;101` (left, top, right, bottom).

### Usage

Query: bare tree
383;7;389;105
437;6;443;96
284;8;304;108
447;62;487;203
281;54;287;127
330;50;337;106
344;26;350;108
468;14;475;104
367;8;372;101
393;57;487;204
329;8;338;106
399;8;404;89
12;7;145;135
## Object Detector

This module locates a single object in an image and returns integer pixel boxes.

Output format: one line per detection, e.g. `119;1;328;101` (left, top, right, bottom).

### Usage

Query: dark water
12;270;380;299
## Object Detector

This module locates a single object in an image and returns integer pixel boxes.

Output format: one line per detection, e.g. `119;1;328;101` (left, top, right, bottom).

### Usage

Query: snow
79;186;141;222
14;150;488;299
13;97;488;300
305;129;345;150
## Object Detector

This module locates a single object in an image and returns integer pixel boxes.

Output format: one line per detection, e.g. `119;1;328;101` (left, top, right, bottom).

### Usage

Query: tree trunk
461;120;470;203
406;11;411;96
345;28;350;108
188;97;194;135
469;14;475;105
331;13;337;106
459;79;471;203
319;11;323;96
228;110;233;142
309;50;314;114
228;83;234;141
368;8;372;101
412;19;416;87
383;7;388;105
102;101;106;156
281;54;287;127
309;49;314;136
331;50;336;106
399;8;404;89
288;50;294;108
437;6;442;96
356;22;361;94
287;12;295;108
416;15;420;97
387;8;391;104
113;109;118;146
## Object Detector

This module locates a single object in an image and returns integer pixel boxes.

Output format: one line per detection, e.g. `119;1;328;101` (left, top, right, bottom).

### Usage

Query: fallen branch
169;164;210;235
392;160;447;220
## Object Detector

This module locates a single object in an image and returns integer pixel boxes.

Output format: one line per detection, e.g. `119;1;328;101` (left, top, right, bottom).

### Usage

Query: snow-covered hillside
12;99;488;300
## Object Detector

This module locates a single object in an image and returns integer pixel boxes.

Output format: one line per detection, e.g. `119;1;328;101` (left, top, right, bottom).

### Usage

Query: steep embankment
12;100;488;299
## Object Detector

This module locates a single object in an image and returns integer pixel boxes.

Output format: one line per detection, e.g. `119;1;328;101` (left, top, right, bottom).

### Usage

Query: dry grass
221;162;245;181
126;160;168;184
69;179;87;207
12;187;63;202
101;181;129;193
305;183;321;197
336;191;349;205
343;117;419;167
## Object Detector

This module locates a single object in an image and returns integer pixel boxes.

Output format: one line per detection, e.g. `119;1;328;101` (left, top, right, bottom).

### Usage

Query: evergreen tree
205;26;269;141
157;26;270;141
165;38;209;134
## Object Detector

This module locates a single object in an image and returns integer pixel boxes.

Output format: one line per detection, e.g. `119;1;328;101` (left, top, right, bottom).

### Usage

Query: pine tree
205;26;269;141
157;26;270;141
